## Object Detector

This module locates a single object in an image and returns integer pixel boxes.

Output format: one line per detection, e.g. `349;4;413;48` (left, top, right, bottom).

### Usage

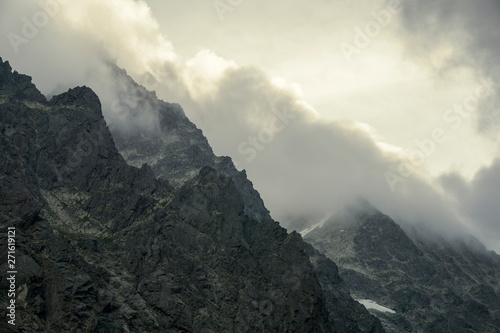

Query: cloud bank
440;160;500;250
394;0;500;250
397;0;500;132
0;0;498;251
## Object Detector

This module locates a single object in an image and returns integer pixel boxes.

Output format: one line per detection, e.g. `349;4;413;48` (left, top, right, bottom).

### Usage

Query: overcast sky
1;0;499;252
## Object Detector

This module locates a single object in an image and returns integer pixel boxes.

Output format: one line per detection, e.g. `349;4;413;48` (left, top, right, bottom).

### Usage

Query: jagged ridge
106;65;270;222
0;57;333;332
305;204;500;332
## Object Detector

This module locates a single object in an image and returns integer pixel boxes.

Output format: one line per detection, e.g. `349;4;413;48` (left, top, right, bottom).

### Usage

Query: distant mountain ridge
305;203;500;332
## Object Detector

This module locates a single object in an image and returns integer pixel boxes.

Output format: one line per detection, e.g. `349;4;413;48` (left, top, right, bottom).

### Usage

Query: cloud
182;50;237;101
440;160;500;251
173;62;475;245
394;0;500;250
61;0;176;73
0;0;187;133
397;0;500;132
0;0;497;252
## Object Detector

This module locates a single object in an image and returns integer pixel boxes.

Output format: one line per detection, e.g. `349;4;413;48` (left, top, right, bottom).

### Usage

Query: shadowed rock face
0;60;46;103
304;243;386;333
0;57;335;332
305;205;500;333
106;65;270;222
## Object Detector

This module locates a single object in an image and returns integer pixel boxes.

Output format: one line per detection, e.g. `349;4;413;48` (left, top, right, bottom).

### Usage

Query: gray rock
305;243;386;333
305;202;500;333
106;65;270;222
0;57;334;332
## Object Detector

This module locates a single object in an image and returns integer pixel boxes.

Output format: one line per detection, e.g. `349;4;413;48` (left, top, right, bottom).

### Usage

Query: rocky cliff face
0;57;336;332
106;65;270;222
305;203;500;333
304;243;386;333
0;58;388;332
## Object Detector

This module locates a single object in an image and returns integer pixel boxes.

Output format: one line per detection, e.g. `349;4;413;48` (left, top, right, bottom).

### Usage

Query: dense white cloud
62;0;176;71
0;0;498;252
176;62;474;243
182;50;237;101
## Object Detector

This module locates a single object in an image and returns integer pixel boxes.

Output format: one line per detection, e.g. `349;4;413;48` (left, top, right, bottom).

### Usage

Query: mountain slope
304;203;500;332
304;242;386;333
99;63;387;332
0;57;335;332
106;64;270;222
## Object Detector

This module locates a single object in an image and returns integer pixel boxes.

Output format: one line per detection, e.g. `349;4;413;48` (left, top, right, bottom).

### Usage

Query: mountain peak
305;202;500;332
105;62;271;221
0;58;337;332
49;86;102;113
0;57;46;103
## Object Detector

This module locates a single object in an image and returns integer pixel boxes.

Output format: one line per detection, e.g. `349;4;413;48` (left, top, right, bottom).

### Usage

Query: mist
397;0;500;132
0;0;498;252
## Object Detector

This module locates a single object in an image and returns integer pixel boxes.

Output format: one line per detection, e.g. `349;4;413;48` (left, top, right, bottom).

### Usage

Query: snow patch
356;299;396;314
300;213;333;237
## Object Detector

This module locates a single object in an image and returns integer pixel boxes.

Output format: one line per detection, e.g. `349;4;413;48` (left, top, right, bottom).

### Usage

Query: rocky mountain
304;243;386;333
0;57;386;332
105;64;270;222
304;202;500;332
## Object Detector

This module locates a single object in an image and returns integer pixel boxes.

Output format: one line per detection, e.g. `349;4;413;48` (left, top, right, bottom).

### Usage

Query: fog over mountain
1;0;499;252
